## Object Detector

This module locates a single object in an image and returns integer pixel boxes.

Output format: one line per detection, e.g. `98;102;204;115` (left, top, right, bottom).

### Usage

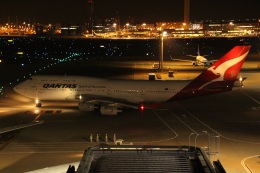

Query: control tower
87;0;94;34
184;0;190;30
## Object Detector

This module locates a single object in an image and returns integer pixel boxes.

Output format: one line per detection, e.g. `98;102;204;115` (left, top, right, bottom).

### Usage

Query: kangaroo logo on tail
197;46;251;90
169;45;251;101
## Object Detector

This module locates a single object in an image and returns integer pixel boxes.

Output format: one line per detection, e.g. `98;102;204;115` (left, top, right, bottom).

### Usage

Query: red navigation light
140;104;145;111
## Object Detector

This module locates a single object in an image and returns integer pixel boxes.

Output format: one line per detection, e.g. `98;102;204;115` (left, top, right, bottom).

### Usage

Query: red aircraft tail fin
168;45;251;101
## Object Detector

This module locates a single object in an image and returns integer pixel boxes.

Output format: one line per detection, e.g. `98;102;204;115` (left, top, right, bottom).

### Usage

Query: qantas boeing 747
14;45;251;115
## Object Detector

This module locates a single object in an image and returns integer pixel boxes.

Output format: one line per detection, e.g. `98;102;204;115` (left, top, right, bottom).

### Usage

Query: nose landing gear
35;99;42;107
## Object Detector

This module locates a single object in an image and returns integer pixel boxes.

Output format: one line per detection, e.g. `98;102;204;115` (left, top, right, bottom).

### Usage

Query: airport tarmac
0;60;260;173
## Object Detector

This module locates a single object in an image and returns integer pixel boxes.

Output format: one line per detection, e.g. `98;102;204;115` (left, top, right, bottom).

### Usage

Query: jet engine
233;77;246;89
192;62;197;66
208;62;213;66
100;106;122;116
78;102;99;112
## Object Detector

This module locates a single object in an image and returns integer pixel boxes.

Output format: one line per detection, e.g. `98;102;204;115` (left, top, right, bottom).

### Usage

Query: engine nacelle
78;102;99;111
233;80;244;89
100;106;122;116
233;81;243;88
233;77;246;89
207;62;213;66
192;62;197;66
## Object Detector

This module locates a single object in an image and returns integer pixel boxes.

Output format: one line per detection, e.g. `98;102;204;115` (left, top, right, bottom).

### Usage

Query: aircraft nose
13;83;23;95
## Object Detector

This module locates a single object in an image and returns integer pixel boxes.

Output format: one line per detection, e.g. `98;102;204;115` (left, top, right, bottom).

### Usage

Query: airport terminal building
0;18;259;38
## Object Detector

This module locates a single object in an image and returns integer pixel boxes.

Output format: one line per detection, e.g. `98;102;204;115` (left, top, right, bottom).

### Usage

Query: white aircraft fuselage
196;55;209;65
14;76;189;104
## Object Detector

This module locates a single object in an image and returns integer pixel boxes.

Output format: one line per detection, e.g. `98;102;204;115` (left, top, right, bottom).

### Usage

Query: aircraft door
139;88;146;102
33;79;43;98
107;87;112;96
140;89;145;96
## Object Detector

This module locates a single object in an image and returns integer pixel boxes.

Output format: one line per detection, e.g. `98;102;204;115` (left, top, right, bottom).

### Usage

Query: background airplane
171;45;218;66
13;46;251;116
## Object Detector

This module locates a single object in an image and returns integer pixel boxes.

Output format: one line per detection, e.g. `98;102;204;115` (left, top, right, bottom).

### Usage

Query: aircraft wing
171;58;194;62
186;53;209;57
0;121;43;134
186;55;198;57
76;94;139;109
170;55;194;62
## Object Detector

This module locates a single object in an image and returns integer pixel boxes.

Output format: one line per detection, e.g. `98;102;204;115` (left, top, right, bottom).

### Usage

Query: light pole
113;23;117;37
125;23;130;38
239;76;243;88
159;31;167;72
203;130;211;157
188;133;195;149
126;23;129;33
194;133;199;150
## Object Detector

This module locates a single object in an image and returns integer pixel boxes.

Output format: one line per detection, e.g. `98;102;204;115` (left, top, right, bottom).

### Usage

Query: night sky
0;0;259;25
